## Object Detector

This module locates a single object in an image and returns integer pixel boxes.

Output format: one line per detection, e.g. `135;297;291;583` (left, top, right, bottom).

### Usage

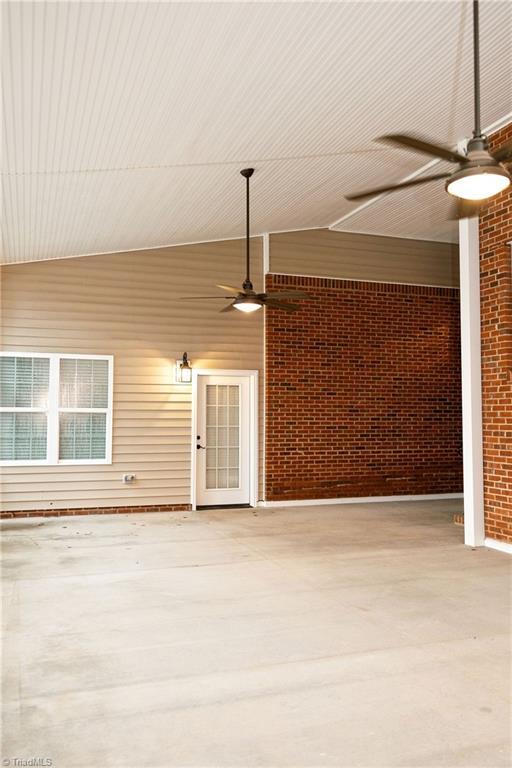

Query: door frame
190;369;258;510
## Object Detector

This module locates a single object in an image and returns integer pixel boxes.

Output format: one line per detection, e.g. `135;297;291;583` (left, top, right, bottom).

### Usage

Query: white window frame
0;352;113;466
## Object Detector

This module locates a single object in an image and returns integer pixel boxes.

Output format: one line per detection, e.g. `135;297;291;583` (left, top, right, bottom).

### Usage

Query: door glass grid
205;385;240;489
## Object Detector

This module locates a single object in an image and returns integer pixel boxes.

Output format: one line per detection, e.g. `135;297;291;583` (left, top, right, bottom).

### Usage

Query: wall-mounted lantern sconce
175;352;192;384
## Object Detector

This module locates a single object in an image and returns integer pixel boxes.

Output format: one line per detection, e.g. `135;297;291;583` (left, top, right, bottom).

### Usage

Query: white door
195;374;253;507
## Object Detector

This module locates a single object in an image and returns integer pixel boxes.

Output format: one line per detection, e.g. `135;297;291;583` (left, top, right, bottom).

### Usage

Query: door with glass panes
195;374;251;506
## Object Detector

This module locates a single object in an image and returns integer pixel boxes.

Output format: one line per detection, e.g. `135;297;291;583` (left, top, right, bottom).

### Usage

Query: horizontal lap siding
0;239;264;512
270;229;459;287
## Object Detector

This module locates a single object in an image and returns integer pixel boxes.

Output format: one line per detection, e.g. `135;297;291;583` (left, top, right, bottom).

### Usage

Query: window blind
0;353;112;465
60;358;109;409
0;412;47;461
59;413;107;460
0;356;49;461
58;358;109;460
0;356;49;408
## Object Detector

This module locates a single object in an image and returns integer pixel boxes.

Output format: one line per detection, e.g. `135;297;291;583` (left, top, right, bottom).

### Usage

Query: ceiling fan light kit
233;296;263;313
446;162;510;201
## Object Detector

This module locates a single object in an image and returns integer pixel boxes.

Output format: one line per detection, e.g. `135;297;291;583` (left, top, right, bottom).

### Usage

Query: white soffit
2;0;511;264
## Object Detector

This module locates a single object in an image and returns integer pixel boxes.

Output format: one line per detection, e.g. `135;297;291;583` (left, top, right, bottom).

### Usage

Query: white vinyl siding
0;352;113;467
0;238;264;511
269;229;459;287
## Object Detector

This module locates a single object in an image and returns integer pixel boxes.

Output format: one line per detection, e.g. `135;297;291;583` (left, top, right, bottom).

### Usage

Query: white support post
459;216;485;546
261;233;269;501
262;232;270;275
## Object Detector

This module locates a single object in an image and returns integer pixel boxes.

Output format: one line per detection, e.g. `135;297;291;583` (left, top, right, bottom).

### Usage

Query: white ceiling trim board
2;223;459;268
324;227;455;245
2;227;337;267
329;111;512;231
0;233;258;267
329;156;441;230
480;111;512;135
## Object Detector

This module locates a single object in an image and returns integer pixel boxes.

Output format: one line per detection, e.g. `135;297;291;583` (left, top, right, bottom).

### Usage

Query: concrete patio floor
2;499;511;768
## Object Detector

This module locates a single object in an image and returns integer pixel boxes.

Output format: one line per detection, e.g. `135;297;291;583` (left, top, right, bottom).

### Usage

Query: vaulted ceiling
2;1;511;264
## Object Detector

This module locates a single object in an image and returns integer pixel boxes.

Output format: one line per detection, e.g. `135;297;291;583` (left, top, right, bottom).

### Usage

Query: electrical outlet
122;474;136;484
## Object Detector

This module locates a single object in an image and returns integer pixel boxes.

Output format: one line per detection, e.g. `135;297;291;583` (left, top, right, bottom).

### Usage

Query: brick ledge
1;503;192;519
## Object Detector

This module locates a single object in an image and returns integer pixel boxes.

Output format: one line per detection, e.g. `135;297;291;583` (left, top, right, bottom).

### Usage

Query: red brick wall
265;274;462;500
480;124;512;543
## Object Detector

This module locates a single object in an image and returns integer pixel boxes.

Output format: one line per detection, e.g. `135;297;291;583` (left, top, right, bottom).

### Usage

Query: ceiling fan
181;168;311;313
345;0;511;217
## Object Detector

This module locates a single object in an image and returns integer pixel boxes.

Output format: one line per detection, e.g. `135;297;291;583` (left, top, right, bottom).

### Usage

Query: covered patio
3;499;510;767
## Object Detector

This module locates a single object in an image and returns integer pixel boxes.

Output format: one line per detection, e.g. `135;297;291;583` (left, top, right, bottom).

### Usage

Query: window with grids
205;384;240;489
0;353;113;465
0;356;49;461
59;358;110;461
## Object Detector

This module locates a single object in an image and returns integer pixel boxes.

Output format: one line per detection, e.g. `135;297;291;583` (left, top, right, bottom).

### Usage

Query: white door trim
191;369;258;510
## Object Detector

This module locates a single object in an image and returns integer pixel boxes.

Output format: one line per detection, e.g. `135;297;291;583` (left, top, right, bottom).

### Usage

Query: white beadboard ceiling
2;0;511;264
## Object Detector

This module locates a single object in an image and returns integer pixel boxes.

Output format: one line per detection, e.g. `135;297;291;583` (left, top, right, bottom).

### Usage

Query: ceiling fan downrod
240;168;254;291
472;0;482;140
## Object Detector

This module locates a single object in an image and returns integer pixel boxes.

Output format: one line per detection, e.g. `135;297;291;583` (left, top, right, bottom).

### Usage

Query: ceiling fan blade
220;302;236;313
262;290;311;300
345;172;451;201
378;134;468;164
216;284;242;295
492;142;512;165
179;296;233;300
264;299;300;313
447;199;486;220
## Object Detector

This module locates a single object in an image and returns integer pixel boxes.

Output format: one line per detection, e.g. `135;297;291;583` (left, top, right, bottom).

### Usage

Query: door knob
196;444;206;449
